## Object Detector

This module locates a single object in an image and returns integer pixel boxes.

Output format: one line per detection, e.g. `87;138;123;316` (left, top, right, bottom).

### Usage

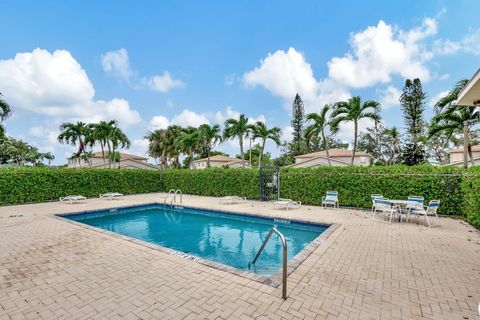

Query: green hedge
280;166;466;216
0;166;478;228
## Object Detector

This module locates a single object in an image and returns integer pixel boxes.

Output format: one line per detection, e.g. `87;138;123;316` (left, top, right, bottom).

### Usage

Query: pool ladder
164;189;182;206
248;226;288;299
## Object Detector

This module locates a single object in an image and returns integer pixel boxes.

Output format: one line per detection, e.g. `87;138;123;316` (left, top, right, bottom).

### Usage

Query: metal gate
259;167;279;202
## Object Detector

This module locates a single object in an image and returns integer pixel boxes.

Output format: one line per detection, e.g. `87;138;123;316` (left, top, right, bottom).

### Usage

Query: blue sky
0;0;479;164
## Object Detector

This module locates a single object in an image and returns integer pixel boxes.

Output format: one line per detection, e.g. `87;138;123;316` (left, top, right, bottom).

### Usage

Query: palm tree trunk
106;140;112;168
468;144;475;166
351;121;358;165
249;137;252;167
239;136;245;168
321;130;331;166
207;146;211;168
258;139;266;169
100;141;106;168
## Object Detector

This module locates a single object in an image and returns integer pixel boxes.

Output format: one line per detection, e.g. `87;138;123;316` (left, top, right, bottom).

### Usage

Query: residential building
288;149;372;168
67;152;158;170
447;145;480;167
190;155;250;169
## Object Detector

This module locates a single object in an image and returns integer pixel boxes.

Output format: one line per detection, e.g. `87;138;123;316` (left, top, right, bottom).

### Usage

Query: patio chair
100;192;124;200
273;198;301;210
372;198;395;224
406;196;424;213
407;200;440;227
322;191;338;210
371;194;383;212
59;195;87;204
219;196;246;205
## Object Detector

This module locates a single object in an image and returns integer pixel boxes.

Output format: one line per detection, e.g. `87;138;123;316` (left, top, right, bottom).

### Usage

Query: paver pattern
0;194;479;320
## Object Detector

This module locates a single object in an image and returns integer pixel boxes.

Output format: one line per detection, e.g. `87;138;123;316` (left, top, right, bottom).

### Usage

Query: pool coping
54;201;340;288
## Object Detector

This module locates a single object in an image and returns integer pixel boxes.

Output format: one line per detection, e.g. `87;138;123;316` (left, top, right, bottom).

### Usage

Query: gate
259;166;280;202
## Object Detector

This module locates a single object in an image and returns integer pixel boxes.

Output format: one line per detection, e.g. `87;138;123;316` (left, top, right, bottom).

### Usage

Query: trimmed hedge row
0;166;477;227
280;166;465;216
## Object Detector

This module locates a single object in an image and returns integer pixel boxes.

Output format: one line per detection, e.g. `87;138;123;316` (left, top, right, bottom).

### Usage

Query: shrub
462;168;480;228
280;166;465;216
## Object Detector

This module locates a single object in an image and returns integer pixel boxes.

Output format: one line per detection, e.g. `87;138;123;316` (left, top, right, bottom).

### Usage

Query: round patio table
389;200;417;222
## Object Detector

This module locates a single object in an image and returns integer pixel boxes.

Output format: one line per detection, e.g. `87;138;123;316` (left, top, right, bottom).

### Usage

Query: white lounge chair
407;200;440;227
322;191;339;209
100;192;124;200
219;196;246;204
59;195;87;204
372;198;395;224
273;198;301;210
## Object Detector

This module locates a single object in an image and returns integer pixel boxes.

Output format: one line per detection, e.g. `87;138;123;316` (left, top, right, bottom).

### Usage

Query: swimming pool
61;204;330;277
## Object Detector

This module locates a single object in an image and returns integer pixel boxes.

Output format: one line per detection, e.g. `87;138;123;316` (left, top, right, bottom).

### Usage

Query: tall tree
224;114;249;168
91;120;117;167
177;127;201;168
331;96;381;165
57;122;91;159
109;126;131;167
291;94;305;155
250;121;281;168
0;93;12;138
43;152;55;167
198;124;222;168
146;129;168;168
304;105;333;166
400;78;427;165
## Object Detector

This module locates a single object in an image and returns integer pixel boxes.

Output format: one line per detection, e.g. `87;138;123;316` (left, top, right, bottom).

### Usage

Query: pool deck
0;194;479;319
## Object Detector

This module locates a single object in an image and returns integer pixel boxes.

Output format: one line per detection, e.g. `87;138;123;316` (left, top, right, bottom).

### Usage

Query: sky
0;0;479;164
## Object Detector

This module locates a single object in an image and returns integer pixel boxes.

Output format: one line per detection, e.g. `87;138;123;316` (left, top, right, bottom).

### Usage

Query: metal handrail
249;227;288;299
164;189;176;204
168;189;183;206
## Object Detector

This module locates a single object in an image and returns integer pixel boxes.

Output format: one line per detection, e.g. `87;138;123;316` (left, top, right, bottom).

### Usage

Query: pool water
63;204;328;276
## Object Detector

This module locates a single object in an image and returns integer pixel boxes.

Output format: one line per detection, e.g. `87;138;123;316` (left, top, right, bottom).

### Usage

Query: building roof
456;68;480;106
192;155;248;163
294;149;372;159
448;145;480;154
89;158;158;169
91;151;148;160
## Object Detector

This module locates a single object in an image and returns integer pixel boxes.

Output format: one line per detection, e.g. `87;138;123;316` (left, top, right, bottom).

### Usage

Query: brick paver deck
0;194;479;319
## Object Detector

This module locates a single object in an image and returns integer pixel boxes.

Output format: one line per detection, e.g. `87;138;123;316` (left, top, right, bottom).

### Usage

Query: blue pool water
63;204;328;276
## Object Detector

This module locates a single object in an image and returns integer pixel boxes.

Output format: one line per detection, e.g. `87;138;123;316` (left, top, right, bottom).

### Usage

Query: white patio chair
371;194;383;212
406;196;424;212
322;191;338;210
100;192;124;200
59;195;87;204
372;198;395;224
407;200;440;227
273;198;301;210
219;196;246;205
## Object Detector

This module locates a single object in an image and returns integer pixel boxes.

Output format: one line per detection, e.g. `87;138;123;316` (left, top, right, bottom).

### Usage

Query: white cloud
150;115;170;130
144;72;185;92
243;47;350;113
213;106;266;126
280;126;293;143
378;85;401;109
438;73;450;81
0;48;141;127
429;90;450;108
225;73;237;86
101;48;185;93
101;48;134;81
433;28;480;56
171;109;210;127
328;18;436;88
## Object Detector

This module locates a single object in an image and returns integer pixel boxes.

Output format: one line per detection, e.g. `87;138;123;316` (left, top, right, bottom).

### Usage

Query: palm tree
434;79;469;114
384;127;400;165
43;152;55;166
91;120;117;167
224;114;249;168
331;96;381;165
109;126;130;168
165;125;184;168
177;127;201;168
146;129;168;168
0;93;12;122
305;105;332;166
57;122;91;159
250;121;281;168
198;124;222;168
429;105;479;165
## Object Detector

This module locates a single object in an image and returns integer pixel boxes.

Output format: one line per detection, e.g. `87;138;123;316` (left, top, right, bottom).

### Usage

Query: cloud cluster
101;48;184;93
0;48;141;127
